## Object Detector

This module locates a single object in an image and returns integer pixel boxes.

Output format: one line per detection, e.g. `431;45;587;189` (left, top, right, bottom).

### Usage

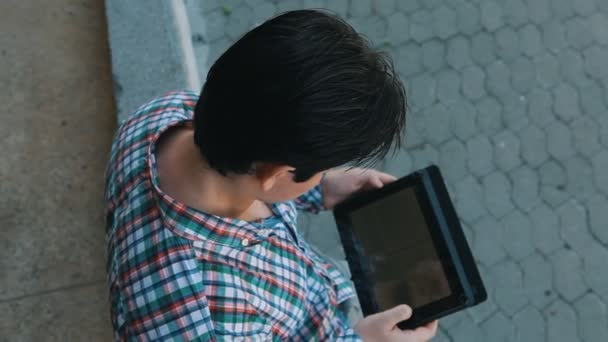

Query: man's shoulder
104;90;198;209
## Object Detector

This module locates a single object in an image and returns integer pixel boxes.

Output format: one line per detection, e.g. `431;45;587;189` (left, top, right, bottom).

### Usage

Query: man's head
193;9;406;202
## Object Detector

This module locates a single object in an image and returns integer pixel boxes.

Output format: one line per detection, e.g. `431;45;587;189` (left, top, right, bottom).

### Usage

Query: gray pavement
186;0;608;341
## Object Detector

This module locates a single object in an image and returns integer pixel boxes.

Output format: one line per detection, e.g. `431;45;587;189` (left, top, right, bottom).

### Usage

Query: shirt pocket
200;261;274;340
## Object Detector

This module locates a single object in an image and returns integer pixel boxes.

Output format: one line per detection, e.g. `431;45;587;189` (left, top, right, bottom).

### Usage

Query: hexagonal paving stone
521;253;557;309
372;0;396;16
519;124;549;167
383;148;412;177
461;65;486;101
470;32;496;66
486;60;512;98
419;0;442;11
566;16;594;50
404;110;427;147
476;97;503;135
519;24;543;57
438;139;467;182
436;69;462;104
407;73;436;111
527;0;550;24
421;39;445;72
542;20;568;53
395;0;420;13
455;0;481;36
557;199;593;250
589;12;608;45
349;0;372;17
501;210;535;260
551;248;589;302
480;312;516;342
483;171;515;219
509;165;541;212
472;215;507;267
432;5;458;39
494;27;521;62
446;36;472;70
528;87;555;128
424;103;452;145
466;135;494;178
583;45;608;80
198;8;229;42
534;52;561;89
545;299;579;342
432;328;451;342
580;81;607;118
323;0;347;17
396;43;423;77
546;120;575;161
510;56;536;94
513;306;545;342
571;116;602;158
581;241;608;301
480;1;504;32
565;156;596;202
356;16;388;44
410;144;439;169
453;176;487;224
409;9;434;43
446;314;483;342
493;130;522;173
503;0;528;27
489;259;528;316
559;48;587;87
574;292;608;342
573;0;597;16
539;162;570;209
500;90;530;131
530;203;563;256
553;83;581;122
588;194;608;245
551;0;575;20
592;150;608;194
449;99;477;141
224;5;253;40
386;12;410;45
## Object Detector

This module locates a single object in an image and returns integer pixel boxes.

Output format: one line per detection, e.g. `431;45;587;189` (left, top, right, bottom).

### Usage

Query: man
104;9;437;341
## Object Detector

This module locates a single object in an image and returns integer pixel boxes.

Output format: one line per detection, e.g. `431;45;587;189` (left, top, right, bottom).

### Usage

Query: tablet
333;165;487;330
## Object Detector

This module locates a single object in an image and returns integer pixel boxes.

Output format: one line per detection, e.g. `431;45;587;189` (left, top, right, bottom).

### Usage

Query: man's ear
255;163;294;192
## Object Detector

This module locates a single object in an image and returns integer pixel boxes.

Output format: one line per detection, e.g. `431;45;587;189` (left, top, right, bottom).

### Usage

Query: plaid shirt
104;90;361;341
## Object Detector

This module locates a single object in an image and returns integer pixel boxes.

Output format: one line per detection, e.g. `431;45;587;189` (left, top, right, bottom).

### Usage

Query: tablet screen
348;187;452;310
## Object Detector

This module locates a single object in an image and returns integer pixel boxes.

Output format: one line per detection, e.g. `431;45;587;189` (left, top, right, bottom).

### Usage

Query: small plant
221;5;232;16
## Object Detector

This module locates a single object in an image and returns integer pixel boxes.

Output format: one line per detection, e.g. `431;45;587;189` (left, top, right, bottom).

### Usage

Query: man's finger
377;304;412;329
375;171;397;184
371;175;384;188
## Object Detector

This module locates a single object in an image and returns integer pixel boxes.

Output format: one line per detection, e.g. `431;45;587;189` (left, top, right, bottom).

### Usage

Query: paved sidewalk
186;0;608;341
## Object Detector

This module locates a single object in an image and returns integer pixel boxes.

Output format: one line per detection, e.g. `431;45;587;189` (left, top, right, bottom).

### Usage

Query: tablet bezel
333;165;480;329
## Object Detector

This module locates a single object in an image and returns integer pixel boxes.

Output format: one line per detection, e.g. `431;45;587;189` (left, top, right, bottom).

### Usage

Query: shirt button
241;238;250;247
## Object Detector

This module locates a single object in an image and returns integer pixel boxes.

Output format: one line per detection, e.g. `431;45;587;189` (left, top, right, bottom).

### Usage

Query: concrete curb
104;0;202;123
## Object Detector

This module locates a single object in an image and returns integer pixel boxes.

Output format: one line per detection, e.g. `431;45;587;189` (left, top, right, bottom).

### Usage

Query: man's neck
158;129;270;221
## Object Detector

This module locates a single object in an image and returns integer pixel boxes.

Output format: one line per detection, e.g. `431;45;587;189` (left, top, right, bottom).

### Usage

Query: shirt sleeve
335;306;364;341
293;184;327;213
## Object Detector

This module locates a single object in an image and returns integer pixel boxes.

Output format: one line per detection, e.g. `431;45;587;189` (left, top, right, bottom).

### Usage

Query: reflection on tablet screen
349;187;452;310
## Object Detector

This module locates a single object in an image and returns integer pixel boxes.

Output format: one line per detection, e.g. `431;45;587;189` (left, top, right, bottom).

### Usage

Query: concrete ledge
105;0;201;123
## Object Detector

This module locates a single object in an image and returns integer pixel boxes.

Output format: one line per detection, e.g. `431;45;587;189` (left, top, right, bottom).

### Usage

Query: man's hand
354;305;438;342
321;168;397;209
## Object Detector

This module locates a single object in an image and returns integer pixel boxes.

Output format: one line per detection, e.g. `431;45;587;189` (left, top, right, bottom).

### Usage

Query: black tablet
333;165;487;330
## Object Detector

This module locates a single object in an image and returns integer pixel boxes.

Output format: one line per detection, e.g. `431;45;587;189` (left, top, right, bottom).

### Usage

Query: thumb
377;304;412;329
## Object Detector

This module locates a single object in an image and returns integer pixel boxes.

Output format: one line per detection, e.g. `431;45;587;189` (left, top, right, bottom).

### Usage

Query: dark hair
194;9;406;182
